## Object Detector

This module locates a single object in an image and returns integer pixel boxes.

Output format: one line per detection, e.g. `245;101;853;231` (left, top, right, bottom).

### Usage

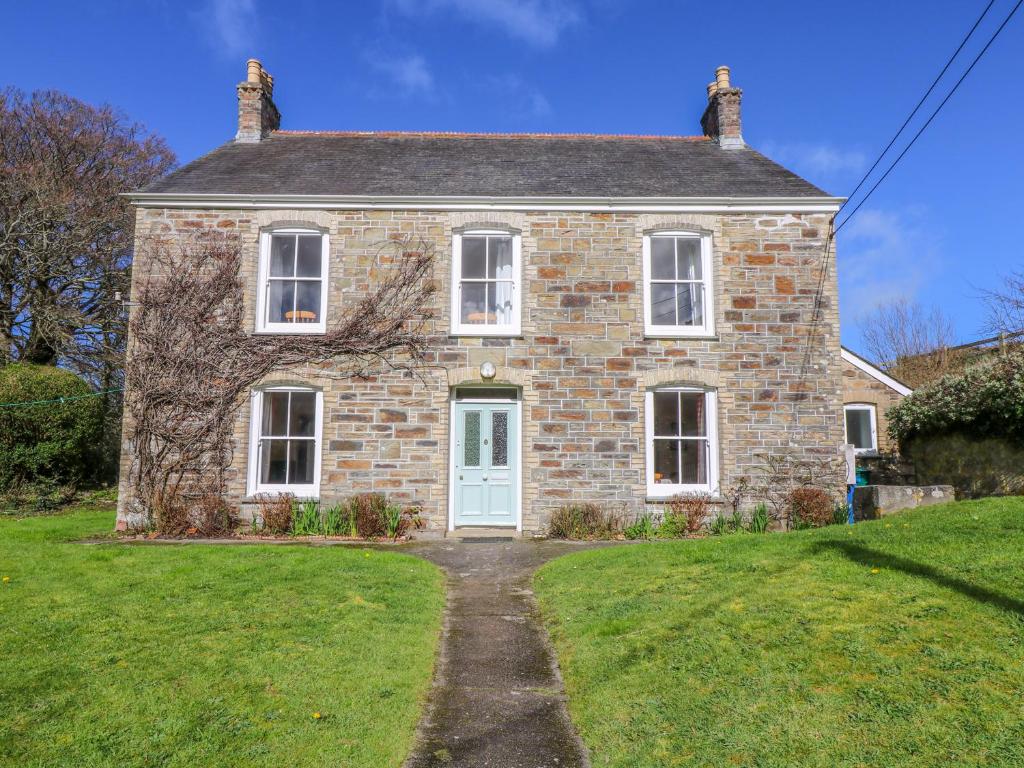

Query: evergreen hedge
887;350;1024;447
0;363;105;490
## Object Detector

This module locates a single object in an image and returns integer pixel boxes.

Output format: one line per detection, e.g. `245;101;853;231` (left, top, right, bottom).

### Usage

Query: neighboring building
840;347;912;455
117;61;846;534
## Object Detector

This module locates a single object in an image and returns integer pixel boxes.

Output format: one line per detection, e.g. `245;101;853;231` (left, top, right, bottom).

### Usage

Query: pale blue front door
453;401;518;527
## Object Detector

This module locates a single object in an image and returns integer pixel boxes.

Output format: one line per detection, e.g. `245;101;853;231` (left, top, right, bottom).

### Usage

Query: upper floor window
451;230;521;336
256;229;329;333
642;231;714;337
844;403;878;454
645;387;718;497
247;387;323;496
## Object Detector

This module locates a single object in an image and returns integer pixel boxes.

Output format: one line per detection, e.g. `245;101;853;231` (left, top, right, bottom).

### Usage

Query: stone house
117;61;847;534
840;347;912;455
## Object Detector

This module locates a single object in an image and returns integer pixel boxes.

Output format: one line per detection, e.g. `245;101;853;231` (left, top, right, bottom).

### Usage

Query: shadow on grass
814;540;1024;619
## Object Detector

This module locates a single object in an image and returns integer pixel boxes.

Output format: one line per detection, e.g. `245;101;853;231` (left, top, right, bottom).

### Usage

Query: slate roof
141;131;830;198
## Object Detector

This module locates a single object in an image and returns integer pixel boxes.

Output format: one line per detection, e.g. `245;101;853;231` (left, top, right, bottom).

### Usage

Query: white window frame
246;386;323;497
844;403;878;455
642;230;714;337
450;229;522;337
644;387;719;497
255;228;329;334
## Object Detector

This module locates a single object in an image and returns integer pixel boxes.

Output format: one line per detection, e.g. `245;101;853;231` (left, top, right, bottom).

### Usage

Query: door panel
453;401;518;527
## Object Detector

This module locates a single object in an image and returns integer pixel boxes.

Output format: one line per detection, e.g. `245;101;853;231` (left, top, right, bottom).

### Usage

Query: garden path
401;536;619;768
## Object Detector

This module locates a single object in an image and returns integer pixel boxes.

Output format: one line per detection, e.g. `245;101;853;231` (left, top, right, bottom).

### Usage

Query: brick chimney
236;59;280;142
700;65;743;149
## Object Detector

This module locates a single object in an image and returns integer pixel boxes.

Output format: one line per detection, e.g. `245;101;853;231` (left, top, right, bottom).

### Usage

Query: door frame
447;387;522;532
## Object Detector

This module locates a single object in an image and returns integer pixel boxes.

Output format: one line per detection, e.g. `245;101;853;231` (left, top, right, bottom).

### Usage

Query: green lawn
0;508;444;767
536;497;1024;768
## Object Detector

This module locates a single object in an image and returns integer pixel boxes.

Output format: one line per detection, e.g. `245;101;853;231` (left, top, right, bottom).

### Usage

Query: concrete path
402;536;613;768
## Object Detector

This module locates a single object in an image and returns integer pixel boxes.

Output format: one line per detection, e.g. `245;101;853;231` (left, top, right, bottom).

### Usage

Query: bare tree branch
858;298;960;388
983;271;1024;338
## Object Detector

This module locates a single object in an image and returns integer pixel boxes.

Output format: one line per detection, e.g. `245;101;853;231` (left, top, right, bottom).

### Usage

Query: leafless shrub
152;488;190;536
192;494;238;536
788;487;834;528
351;493;388;538
665;492;710;534
255;493;294;535
720;476;749;517
547;503;623;539
750;452;844;529
123;231;435;527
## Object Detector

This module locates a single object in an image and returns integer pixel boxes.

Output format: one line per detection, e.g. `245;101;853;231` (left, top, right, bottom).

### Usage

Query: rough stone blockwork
117;207;844;533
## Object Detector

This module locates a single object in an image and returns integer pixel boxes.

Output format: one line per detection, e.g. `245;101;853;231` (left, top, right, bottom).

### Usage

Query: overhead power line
836;0;1024;233
841;0;997;210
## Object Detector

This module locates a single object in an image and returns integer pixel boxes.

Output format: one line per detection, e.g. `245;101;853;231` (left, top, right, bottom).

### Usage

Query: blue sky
5;0;1023;353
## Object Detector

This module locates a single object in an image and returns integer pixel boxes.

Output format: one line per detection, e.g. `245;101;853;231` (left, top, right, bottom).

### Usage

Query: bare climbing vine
123;231;435;525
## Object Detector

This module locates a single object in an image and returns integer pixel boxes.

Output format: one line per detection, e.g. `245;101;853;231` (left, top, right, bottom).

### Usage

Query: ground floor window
844;403;878;454
645;387;718;496
248;387;323;495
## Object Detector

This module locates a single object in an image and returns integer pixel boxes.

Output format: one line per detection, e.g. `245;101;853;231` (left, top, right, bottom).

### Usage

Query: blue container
855;466;870;486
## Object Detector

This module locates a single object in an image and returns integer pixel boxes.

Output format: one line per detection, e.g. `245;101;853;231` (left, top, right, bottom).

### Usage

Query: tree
983;271;1024;339
0;88;175;374
124;232;436;527
0;88;175;485
859;298;960;388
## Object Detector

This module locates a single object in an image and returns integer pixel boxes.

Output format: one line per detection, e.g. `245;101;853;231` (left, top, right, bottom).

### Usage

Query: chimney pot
236;58;280;142
715;65;731;90
701;65;743;149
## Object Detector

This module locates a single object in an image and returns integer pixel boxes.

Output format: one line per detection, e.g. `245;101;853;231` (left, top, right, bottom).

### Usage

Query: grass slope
0;509;444;767
536;498;1024;768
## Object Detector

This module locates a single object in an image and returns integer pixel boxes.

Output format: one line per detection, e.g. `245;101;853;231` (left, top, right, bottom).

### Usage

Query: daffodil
312;712;322;720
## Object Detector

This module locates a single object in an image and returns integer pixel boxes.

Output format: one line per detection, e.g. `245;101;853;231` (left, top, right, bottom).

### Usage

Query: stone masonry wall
841;357;906;453
116;207;844;533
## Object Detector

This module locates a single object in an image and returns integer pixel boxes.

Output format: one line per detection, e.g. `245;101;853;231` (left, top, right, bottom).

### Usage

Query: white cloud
390;0;581;47
484;74;552;119
194;0;258;57
368;52;435;95
759;141;867;187
838;206;943;320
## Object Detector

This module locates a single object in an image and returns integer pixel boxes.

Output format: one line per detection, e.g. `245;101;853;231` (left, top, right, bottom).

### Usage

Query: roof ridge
272;130;710;142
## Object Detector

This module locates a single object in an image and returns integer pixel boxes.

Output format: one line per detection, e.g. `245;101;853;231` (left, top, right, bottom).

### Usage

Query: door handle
482;475;488;481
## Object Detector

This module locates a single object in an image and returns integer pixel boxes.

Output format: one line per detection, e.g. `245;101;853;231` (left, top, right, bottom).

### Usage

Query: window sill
645;494;724;504
253;328;326;336
244;489;320;500
644;333;718;341
449;330;522;339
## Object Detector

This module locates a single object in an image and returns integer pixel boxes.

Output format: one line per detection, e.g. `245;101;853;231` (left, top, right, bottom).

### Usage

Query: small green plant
709;514;728;535
728;508;745;533
749;503;770;534
383;502;404;540
624;513;655;540
292;499;322;536
347;504;359;538
656;512;686;538
323;503;345;536
832;502;849;526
